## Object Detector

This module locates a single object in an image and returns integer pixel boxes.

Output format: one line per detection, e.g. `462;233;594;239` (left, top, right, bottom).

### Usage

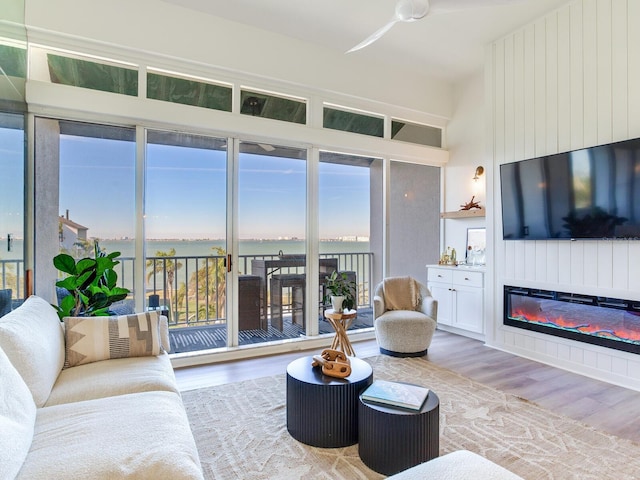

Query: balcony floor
168;307;373;353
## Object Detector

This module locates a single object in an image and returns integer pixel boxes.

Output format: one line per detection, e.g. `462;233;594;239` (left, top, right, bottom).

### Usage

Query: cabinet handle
464;277;470;281
437;274;443;278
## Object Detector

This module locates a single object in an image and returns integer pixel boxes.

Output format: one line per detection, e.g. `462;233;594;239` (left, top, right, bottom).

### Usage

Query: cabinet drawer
428;268;453;283
452;270;483;288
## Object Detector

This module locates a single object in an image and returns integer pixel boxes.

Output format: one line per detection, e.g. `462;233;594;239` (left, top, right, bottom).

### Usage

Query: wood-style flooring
174;329;640;445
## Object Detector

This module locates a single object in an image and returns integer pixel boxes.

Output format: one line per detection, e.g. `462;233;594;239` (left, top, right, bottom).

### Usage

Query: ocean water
105;239;371;258
1;239;370;261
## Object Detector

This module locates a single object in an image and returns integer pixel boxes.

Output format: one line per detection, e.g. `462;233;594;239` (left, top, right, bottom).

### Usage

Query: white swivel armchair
373;276;437;357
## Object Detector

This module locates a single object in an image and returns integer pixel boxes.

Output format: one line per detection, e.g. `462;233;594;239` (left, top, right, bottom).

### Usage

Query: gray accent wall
388;161;440;284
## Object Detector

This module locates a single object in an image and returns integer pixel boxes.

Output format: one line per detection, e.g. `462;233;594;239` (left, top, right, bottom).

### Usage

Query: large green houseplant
53;243;130;319
324;271;356;313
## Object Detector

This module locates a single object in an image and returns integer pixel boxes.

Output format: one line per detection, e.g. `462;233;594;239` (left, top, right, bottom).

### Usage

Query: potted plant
52;242;130;319
324;271;356;313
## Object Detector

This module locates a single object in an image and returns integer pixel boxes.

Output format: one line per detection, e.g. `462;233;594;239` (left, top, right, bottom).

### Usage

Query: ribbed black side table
358;388;440;475
286;356;373;448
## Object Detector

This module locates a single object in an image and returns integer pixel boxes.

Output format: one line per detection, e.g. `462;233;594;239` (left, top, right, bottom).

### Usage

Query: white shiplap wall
487;0;640;390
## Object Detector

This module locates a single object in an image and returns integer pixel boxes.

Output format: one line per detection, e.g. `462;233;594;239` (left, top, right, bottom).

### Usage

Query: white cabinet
427;266;484;338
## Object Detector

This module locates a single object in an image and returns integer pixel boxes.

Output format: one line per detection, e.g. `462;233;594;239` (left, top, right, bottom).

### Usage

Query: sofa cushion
0;347;37;480
386;450;524;480
18;391;204;480
0;295;65;407
64;311;165;368
45;353;179;406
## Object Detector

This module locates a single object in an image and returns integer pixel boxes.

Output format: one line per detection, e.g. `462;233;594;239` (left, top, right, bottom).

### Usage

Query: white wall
23;0;453;120
441;71;487;258
487;0;640;390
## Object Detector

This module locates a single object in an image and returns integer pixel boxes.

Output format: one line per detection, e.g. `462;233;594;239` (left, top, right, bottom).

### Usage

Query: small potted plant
52;242;130;319
324;271;356;313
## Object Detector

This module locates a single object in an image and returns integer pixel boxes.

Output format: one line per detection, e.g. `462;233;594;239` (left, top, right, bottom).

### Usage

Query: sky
0;126;24;239
55;131;371;240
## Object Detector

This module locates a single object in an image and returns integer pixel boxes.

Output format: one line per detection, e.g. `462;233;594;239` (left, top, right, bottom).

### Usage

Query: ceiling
160;0;571;83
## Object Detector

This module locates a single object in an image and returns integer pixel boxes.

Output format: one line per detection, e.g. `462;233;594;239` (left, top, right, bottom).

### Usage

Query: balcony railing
144;252;373;327
4;252;372;328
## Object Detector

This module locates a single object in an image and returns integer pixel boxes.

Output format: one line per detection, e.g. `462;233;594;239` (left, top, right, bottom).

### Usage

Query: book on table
361;379;429;411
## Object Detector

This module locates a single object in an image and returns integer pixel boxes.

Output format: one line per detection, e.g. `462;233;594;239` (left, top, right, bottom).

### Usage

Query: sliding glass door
0;113;25;311
319;151;381;333
145;130;228;351
237;141;307;345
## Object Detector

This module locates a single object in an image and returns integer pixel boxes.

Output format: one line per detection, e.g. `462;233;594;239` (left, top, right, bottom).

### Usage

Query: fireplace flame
510;308;640;343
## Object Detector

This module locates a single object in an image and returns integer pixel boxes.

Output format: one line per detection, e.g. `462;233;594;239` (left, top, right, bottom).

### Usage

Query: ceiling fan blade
346;18;398;54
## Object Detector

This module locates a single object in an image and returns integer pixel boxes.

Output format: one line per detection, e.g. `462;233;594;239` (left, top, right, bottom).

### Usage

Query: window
47;53;138;96
240;89;306;124
54;120;136;293
323;106;383;138
391;119;442;148
147;71;232;111
0;113;25;301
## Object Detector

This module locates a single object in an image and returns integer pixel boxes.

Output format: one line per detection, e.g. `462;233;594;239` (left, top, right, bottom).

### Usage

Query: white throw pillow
0;347;37;480
0;295;65;407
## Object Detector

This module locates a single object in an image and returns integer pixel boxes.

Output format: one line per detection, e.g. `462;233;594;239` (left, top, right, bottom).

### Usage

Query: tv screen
500;138;640;240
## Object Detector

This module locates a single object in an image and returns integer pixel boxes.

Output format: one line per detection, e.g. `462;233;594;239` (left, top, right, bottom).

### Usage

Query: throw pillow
0;295;66;407
64;311;164;368
0;347;37;480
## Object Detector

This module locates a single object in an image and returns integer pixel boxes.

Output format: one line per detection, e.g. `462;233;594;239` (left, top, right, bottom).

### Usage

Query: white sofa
0;295;203;480
387;450;524;479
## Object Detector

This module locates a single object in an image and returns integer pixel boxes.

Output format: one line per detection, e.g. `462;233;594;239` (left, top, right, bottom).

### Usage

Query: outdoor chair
0;289;12;317
270;273;305;331
373;276;437;357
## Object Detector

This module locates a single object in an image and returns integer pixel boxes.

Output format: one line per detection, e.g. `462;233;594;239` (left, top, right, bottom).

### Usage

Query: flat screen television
500;137;640;240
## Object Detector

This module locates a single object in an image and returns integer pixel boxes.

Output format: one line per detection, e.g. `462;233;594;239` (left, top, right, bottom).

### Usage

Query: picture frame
465;227;486;264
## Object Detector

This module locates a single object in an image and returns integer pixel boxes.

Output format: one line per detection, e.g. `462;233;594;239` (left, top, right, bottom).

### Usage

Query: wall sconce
473;166;484;181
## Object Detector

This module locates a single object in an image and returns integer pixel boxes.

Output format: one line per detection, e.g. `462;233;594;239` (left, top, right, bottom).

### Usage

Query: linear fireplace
504;286;640;355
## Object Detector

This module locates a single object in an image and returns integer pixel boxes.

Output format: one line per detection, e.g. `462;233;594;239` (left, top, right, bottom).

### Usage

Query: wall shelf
440;208;485;219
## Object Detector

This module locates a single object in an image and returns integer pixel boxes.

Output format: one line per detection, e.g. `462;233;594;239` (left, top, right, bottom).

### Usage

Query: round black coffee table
286;356;373;447
358;387;440;475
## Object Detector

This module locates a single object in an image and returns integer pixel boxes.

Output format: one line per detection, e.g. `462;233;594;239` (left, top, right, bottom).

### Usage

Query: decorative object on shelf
324;270;356;312
465;227;486;266
473;165;484;181
52;242;130;320
311;348;352;378
460;195;482;211
439;246;457;265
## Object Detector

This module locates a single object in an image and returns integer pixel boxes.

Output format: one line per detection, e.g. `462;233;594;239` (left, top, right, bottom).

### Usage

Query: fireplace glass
504;286;640;354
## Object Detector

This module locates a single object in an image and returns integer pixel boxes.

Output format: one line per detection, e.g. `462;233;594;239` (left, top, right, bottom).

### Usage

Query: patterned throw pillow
64;311;164;368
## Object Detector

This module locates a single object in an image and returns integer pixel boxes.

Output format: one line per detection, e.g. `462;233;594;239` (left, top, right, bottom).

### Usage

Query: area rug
182;355;640;479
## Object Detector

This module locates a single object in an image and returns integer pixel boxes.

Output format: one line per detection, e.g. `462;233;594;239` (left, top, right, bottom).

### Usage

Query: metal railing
5;252;372;328
145;252;373;327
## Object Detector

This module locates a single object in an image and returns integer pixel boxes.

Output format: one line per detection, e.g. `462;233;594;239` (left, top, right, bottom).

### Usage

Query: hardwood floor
174;329;640;445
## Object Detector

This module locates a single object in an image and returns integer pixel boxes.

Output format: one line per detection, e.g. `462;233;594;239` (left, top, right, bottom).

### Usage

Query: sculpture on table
312;349;352;378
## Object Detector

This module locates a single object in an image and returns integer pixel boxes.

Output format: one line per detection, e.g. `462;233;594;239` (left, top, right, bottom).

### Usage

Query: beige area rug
182;355;640;480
